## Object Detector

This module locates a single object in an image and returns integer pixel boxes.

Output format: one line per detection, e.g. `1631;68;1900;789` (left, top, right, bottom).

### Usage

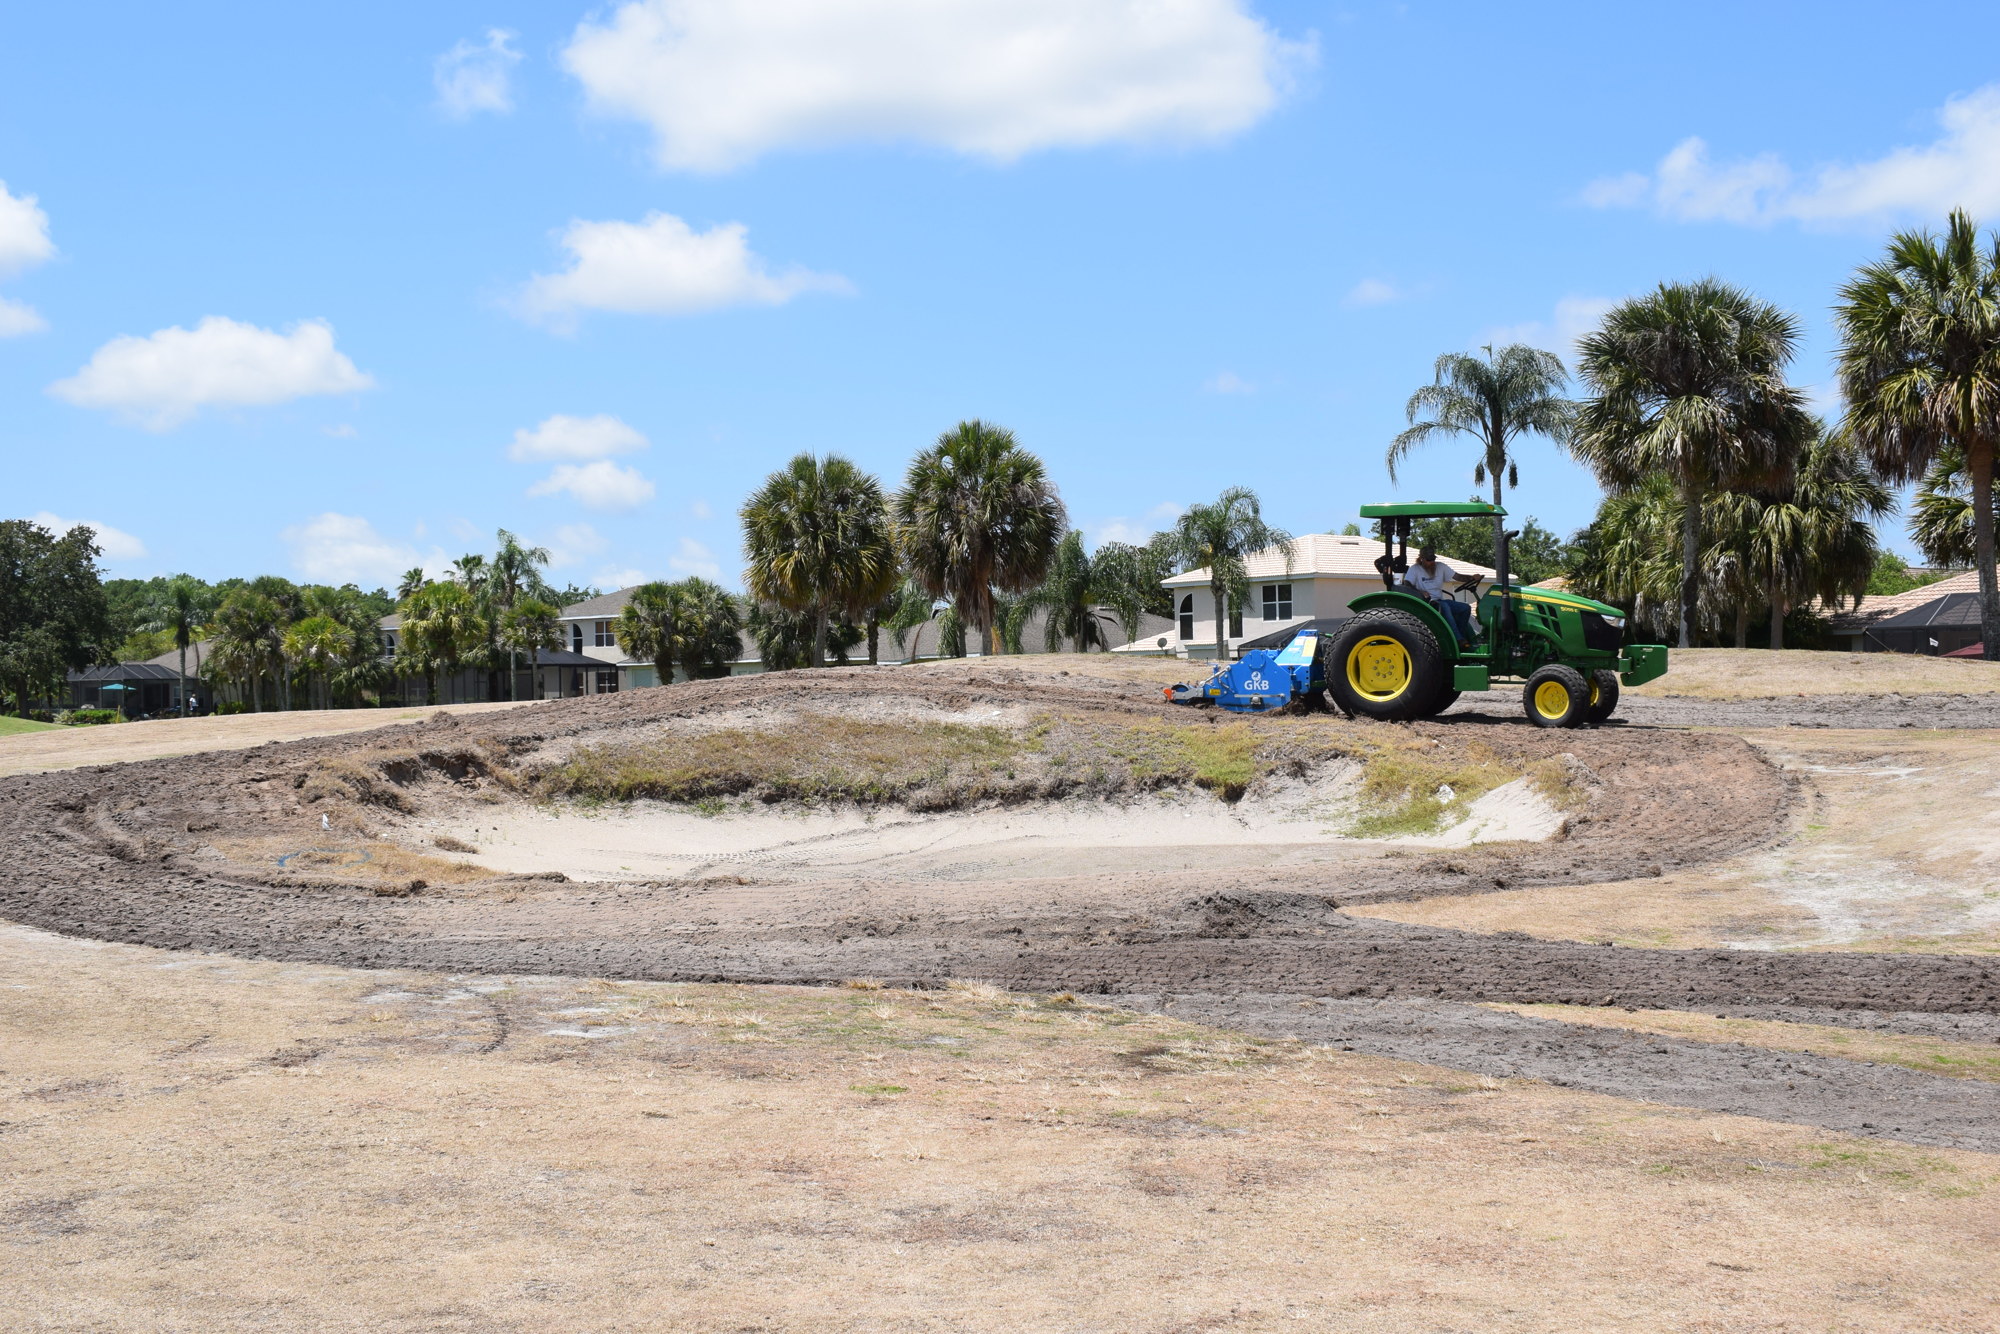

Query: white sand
429;771;1563;884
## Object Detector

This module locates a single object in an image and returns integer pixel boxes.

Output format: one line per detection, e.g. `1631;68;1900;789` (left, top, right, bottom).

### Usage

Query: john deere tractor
1327;500;1668;727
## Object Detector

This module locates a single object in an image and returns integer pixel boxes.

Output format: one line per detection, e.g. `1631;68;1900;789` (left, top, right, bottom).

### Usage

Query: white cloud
508;412;649;461
0;296;45;337
561;0;1312;171
1342;278;1400;307
1204;370;1253;394
435;29;522;119
690;499;712;520
1481;295;1616;360
667;537;721;580
27;511;146;561
0;180;54;275
323;423;357;438
1585;85;2000;225
1087;501;1182;548
527;460;657;510
595;566;648;590
544;522;608;568
48;316;373;430
281;513;423;586
517;212;849;328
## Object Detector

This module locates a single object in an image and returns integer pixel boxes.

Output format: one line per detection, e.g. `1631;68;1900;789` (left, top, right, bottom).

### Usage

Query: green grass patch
1347;740;1526;837
0;716;60;736
1098;720;1260;798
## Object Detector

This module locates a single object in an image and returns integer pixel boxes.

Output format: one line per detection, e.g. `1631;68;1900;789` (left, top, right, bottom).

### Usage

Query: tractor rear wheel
1328;609;1446;722
1425;688;1461;717
1524;665;1589;728
1585;669;1620;725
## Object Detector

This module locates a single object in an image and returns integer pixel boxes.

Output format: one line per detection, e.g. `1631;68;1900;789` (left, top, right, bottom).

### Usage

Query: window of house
571;623;584;652
595;670;620;694
1178;594;1194;640
594;620;615;648
1261;583;1293;621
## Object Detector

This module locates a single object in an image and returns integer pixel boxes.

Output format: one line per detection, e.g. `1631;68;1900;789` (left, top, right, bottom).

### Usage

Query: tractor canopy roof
1358;500;1506;519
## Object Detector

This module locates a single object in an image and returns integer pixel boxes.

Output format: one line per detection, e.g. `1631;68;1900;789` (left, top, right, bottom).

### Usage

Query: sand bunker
434;774;1567;885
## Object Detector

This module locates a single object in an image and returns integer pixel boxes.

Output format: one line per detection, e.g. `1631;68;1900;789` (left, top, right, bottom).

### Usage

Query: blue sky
6;1;1998;590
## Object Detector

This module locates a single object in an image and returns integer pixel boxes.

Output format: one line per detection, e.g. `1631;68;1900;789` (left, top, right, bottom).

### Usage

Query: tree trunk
866;610;880;665
812;608;829;668
1976;444;2000;661
1213;581;1228;662
1768;573;1786;651
1492;463;1507;578
1677;480;1701;650
530;647;540;700
1733;604;1748;649
507;652;517;701
655;653;672;689
978;619;992;657
178;641;188;718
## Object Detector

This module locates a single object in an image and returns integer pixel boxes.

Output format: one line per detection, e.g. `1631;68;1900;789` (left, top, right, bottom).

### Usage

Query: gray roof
884;606;1172;661
70;662;188;683
561;587;637;619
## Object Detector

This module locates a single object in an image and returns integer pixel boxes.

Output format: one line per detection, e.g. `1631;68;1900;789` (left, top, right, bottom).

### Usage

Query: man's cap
1417;544;1435;558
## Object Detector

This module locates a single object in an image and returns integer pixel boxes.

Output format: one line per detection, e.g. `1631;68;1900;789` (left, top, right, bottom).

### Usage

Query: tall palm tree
894;421;1066;657
500;598;562;700
1906;447;1997;566
282;615;346;710
1743;426;1890;649
1388;343;1573;560
617;582;686;686
398;581;484;706
742;453;898;667
1836;209;2000;658
1029;531;1116;653
211;590;282;712
397;567;428;602
159;575;209;717
1171;487;1292;662
491;530;552;608
1570;279;1814;648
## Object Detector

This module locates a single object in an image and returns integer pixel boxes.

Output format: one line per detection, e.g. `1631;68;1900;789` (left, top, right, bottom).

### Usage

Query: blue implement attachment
1162;629;1325;713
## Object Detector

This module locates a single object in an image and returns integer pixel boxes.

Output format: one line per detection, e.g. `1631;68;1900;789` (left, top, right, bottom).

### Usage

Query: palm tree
398;581;485;705
1388;344;1573;561
743;453;899;667
1030;531;1116;652
1836;210;2000;658
491;530;552;608
617;582;685;686
1171;487;1292;662
282;615;346;710
1570;279;1814;648
1742;426;1890;649
159;575;209;717
894;421;1066;657
500;598;562;700
397;567;428;602
672;578;745;678
210;590;284;712
1906;447;1996;566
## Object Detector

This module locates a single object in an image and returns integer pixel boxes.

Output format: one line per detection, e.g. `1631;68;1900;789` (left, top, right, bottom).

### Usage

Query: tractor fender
1344;590;1459;662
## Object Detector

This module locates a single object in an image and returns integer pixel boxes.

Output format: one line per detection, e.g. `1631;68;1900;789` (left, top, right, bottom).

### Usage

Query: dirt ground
1625;647;2000;699
6;923;1997;1334
7;657;2000;1329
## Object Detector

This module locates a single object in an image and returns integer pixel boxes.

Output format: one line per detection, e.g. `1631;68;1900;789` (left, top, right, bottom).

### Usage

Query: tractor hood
1501;584;1623;619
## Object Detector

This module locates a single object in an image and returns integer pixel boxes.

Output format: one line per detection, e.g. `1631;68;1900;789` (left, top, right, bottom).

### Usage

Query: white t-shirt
1401;559;1456;599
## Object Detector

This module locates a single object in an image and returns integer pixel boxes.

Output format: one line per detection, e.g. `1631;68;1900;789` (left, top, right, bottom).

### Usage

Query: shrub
66;708;121;726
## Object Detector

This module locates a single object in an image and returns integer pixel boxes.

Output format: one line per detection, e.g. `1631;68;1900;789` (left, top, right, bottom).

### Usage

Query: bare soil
1626;646;2000;699
10;924;1995;1333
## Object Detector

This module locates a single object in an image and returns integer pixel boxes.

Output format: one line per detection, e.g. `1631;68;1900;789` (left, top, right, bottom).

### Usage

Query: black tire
1425;687;1462;717
1523;664;1589;728
1585;669;1620;725
1328;609;1446;722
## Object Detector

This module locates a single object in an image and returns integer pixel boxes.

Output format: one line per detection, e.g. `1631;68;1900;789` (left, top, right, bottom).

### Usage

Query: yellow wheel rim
1346;635;1412;702
1587;680;1602;706
1534;680;1571;719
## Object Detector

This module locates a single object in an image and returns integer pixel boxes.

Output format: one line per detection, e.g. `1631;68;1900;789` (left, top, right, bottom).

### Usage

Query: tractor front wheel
1585;669;1620;725
1523;665;1589;728
1328;609;1446;722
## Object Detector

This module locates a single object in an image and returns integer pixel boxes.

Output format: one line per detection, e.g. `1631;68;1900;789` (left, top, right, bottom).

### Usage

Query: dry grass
1632;647;2000;699
0;698;535;778
1489;1004;2000;1084
4;922;1997;1332
1345;738;1531;838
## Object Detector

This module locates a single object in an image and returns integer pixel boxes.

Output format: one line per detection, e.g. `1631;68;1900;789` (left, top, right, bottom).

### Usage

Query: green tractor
1327;500;1668;727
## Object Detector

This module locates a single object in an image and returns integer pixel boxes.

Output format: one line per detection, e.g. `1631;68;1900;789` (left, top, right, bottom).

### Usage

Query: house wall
1169;575;1385;657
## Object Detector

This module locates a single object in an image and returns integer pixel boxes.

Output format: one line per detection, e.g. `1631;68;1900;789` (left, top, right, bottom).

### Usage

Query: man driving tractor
1400;544;1479;645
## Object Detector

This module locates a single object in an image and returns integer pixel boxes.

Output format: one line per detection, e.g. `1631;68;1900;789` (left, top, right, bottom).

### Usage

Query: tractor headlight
1601;615;1625;628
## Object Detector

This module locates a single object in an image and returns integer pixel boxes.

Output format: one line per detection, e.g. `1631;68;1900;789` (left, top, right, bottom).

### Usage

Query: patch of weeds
1104;720;1261;798
1347;739;1526;837
850;1083;908;1096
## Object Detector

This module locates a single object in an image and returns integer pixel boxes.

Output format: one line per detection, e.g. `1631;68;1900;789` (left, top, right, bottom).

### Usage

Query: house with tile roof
1826;569;1992;654
1142;532;1498;659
